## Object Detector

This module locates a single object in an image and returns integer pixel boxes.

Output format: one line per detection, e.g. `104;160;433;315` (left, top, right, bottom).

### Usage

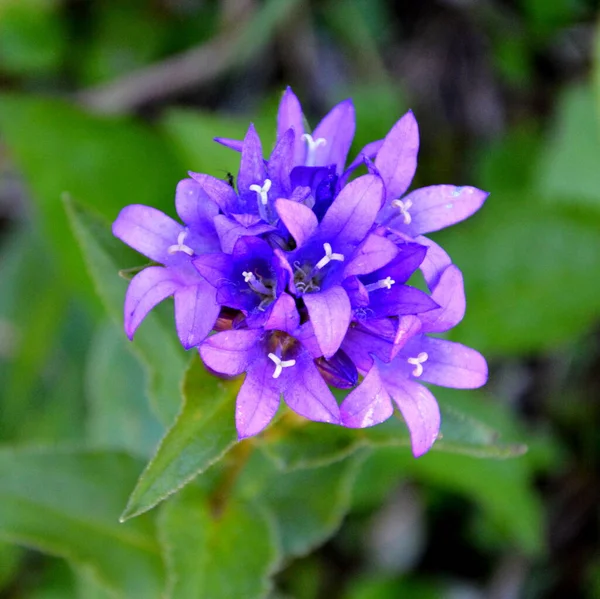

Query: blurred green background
0;0;599;597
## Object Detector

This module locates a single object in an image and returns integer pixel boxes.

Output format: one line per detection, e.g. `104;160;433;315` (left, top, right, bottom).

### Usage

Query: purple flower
339;265;488;457
200;328;340;438
371;111;489;237
112;178;222;349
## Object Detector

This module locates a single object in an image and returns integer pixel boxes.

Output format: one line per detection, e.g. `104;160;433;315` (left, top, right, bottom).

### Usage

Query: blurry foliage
0;0;598;598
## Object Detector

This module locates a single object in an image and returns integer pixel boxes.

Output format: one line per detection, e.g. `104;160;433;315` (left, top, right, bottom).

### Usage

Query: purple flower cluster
113;88;489;457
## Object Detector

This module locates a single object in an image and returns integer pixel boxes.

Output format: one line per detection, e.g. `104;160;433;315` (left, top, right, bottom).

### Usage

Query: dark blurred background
0;1;600;598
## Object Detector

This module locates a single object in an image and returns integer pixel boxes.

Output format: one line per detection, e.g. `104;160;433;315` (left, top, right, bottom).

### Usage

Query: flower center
167;230;194;256
268;352;296;379
407;352;428;377
315;242;345;270
241;270;276;311
249;179;272;206
302;134;327;167
391;199;413;225
364;276;396;293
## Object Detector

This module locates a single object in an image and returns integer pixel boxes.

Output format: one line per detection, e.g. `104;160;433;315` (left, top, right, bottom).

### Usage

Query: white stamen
407;352;428;377
249;179;272;205
167;231;194;256
302;134;327;167
391;199;413;225
364;276;396;293
268;353;296;379
315;242;345;270
242;271;254;283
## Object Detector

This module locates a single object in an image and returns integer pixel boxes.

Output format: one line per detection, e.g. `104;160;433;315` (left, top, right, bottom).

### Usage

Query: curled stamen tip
242;271;254;283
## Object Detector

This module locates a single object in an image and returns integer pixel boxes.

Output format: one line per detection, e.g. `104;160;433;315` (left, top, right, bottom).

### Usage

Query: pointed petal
236;360;281;439
199;329;262;376
320;174;384;249
315;348;358;389
375;110;419;201
277;87;306;165
390;315;422;359
414;235;452;289
368;285;438;318
275;198;318;248
419;265;465;333
268;128;295;197
124;266;182;339
304;286;351;358
398;185;489;236
214;137;243;152
406;336;488;389
238;124;267;194
174;280;220;349
312;99;356;174
113;205;182;263
340;363;393;428
175;178;219;230
213;214;275;254
282;351;340;424
341;139;384;186
387;376;440;457
342;276;369;308
264;292;300;334
192;252;232;286
344;234;398;277
188;172;239;214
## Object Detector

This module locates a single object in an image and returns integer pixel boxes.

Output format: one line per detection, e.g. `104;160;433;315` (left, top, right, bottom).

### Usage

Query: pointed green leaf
158;485;279;599
66;199;186;425
0;448;165;598
121;357;239;521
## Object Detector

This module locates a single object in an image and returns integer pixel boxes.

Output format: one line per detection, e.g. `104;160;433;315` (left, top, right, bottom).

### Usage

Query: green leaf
535;85;600;210
237;452;364;558
158;485;279;599
0;541;21;592
121;357;239;521
0;448;165;598
0;94;182;298
434;198;600;353
86;321;163;458
66;199;186;425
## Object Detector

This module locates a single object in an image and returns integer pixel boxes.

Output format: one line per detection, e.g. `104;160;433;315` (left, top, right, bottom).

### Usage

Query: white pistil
302;133;327;167
167;231;194;256
242;271;254;283
249;179;272;205
407;352;428;377
268;353;296;379
315;242;345;270
391;198;413;225
241;271;271;296
364;276;396;293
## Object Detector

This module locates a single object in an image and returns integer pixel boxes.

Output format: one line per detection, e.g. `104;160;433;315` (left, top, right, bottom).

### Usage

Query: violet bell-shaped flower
340;264;488;457
112;178;221;349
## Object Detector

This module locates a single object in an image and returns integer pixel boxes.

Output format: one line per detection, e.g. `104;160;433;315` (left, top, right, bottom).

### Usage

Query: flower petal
343;234;398;277
340;362;394;428
264;292;300;334
368;285;438;319
405;336;488;389
236;360;281;439
375;110;419;201
268;128;295;198
304;285;351;358
282;351;340;424
188;172;239;214
275;198;318;249
319;174;384;249
113;205;183;263
124;266;182;340
277;87;306;166
419;265;465;333
237;123;267;195
213;214;275;254
340;139;384;186
214;137;243;152
174;280;220;349
175;178;219;229
199;329;263;376
398;185;489;236
192;252;232;286
312;99;356;174
413;235;452;289
380;367;440;457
